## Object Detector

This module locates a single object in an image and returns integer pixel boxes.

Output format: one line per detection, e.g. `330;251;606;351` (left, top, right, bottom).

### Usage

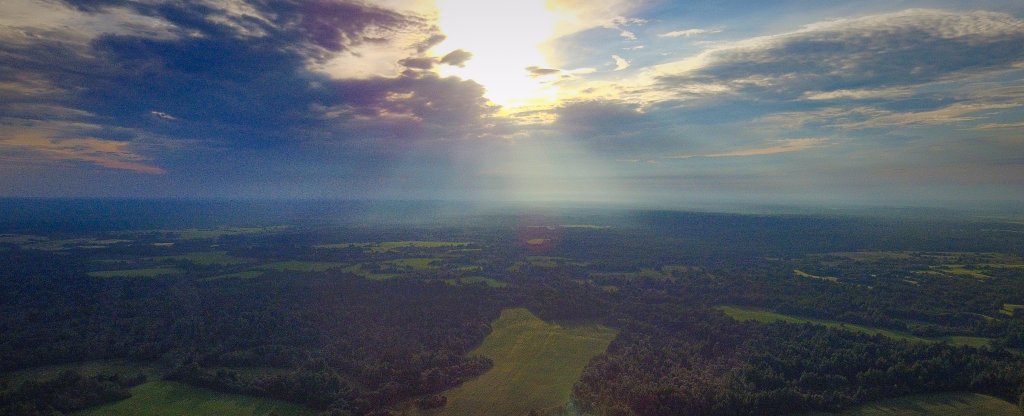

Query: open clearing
794;269;839;282
88;267;182;278
800;392;1020;415
388;257;440;270
1002;303;1024;316
405;308;617;416
718;306;995;348
75;381;314;416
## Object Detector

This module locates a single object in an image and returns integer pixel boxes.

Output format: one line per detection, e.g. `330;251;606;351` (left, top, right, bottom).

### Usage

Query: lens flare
433;0;564;110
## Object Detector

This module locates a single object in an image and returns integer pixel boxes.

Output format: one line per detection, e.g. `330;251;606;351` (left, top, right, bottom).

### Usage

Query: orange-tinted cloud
0;129;165;174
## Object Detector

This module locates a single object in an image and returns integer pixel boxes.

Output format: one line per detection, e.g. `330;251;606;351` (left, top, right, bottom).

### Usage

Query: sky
1;0;1023;208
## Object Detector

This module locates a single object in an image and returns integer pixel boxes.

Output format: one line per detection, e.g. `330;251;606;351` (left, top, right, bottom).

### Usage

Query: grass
934;265;990;280
75;381;315;416
261;261;345;272
799;392;1021;415
407;308;617;416
88;268;182;278
151;251;253;266
372;241;469;253
444;276;507;288
1002;304;1024;317
388;258;440;270
718;306;996;348
794;269;839;282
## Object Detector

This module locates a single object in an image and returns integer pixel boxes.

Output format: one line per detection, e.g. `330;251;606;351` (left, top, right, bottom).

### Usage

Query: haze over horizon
2;0;1023;209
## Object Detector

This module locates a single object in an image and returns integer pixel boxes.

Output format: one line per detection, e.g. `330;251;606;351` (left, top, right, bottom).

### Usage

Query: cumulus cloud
612;55;630;71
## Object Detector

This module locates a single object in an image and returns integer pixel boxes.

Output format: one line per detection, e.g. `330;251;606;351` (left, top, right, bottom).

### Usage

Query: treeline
0;370;146;415
574;298;1024;416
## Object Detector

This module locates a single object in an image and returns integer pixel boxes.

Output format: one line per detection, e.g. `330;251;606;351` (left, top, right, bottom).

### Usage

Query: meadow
404;308;617;416
718;306;995;347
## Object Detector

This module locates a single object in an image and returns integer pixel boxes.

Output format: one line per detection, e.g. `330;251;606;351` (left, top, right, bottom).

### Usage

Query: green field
75;381;315;416
261;261;345;272
800;392;1021;415
388;257;440;270
794;269;839;282
444;276;507;288
407;308;617;416
151;251;253;265
718;306;996;347
88;267;183;278
1002;304;1024;316
372;241;469;253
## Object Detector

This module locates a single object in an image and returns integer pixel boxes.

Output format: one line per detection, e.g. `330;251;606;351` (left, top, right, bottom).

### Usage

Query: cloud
149;111;177;120
761;102;1022;130
0;125;165;174
526;66;561;77
667;138;830;159
398;56;436;70
654;10;1024;98
975;122;1024;130
439;49;472;67
612;55;630;71
801;87;912;101
658;28;720;38
297;0;425;53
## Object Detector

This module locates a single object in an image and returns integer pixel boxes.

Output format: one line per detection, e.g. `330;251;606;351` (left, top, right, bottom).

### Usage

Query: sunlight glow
433;0;565;110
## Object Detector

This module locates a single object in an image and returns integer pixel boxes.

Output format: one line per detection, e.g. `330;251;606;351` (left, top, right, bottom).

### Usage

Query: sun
432;0;565;110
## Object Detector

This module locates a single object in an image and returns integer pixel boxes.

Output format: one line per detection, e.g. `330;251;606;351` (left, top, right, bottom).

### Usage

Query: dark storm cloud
658;10;1024;98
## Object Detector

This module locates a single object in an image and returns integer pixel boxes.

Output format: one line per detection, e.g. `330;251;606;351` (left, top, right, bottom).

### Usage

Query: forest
2;200;1024;415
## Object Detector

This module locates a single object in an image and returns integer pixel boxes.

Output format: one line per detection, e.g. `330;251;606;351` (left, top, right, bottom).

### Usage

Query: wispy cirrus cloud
667;138;831;159
658;28;721;38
